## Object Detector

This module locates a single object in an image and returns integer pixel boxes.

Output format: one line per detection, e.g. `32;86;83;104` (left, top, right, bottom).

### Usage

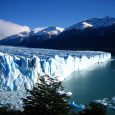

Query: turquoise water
63;58;115;115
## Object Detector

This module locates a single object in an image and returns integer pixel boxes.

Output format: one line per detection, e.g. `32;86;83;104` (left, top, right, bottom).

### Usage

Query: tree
79;102;107;115
0;106;23;115
22;75;70;115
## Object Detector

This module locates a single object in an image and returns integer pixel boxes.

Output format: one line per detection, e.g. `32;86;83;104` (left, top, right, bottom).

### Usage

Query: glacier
0;46;111;91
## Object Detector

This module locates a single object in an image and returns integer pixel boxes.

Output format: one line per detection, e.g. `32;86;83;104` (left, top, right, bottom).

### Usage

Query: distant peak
82;22;93;29
44;27;65;32
30;26;65;36
67;16;115;30
32;27;46;33
55;27;65;32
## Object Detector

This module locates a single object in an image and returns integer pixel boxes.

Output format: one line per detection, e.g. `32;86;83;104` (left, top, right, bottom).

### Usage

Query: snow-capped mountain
31;27;65;36
67;16;115;30
6;31;30;40
0;26;64;45
0;31;30;45
0;16;115;51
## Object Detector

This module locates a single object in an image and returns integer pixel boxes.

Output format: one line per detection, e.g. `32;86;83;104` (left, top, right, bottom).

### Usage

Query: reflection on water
63;58;115;115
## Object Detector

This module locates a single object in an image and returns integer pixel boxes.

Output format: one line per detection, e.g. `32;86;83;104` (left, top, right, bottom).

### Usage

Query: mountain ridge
0;16;115;53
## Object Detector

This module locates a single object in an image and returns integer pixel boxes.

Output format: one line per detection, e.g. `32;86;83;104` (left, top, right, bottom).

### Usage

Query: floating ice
94;97;115;111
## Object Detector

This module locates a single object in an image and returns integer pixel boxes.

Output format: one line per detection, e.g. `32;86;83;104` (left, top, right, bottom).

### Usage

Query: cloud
0;19;30;40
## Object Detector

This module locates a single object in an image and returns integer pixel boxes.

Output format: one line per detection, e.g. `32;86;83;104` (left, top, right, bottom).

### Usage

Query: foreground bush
22;75;71;115
0;107;23;115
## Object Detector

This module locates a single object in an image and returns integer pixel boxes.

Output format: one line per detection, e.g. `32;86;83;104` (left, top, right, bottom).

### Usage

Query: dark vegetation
0;75;107;115
0;107;23;115
22;75;70;115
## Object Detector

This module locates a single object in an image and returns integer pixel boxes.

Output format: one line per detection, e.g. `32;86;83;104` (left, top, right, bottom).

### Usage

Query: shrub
22;75;70;115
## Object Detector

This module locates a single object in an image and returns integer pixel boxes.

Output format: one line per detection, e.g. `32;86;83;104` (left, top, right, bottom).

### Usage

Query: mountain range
0;16;115;53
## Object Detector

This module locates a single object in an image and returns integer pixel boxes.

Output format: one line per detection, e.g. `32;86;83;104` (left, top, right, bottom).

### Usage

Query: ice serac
0;47;111;91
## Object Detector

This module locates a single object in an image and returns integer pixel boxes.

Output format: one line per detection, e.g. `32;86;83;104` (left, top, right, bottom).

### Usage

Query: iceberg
69;101;86;112
93;97;115;111
0;46;111;91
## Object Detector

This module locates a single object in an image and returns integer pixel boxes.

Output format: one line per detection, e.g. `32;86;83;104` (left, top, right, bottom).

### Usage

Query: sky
0;0;115;29
0;0;115;39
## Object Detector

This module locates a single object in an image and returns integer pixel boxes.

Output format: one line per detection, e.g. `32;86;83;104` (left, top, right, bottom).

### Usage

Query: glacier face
0;46;111;91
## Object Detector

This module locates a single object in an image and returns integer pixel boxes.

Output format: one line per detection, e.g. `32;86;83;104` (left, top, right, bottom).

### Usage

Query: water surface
63;58;115;115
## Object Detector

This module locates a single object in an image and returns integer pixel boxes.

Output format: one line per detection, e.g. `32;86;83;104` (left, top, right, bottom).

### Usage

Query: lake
63;57;115;115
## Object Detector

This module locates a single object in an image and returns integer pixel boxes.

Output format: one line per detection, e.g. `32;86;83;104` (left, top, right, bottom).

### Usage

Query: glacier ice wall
0;47;111;91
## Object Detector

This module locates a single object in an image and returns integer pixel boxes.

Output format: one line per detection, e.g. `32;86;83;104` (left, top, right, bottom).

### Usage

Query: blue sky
0;0;115;28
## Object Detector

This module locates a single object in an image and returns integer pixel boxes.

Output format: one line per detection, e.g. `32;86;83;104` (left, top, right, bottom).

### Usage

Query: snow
32;27;46;33
1;26;64;43
0;90;25;110
2;31;30;42
31;26;65;36
55;27;65;32
0;46;111;91
82;22;93;29
68;16;115;30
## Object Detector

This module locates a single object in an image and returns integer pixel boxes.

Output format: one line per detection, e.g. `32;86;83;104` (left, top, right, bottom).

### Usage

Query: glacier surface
0;46;111;91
